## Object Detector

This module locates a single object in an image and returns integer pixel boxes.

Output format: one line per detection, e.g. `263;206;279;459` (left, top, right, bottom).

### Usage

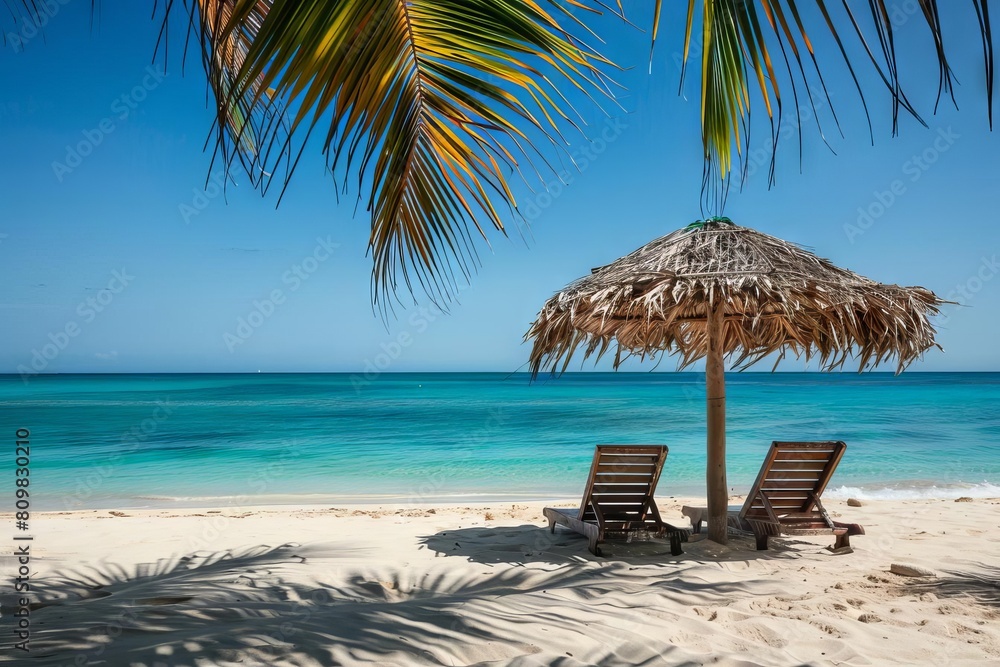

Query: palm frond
661;0;994;213
3;0;99;48
190;0;289;192
181;0;613;312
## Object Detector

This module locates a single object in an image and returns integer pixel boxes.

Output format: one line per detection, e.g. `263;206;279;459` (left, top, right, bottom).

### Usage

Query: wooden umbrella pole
705;298;728;544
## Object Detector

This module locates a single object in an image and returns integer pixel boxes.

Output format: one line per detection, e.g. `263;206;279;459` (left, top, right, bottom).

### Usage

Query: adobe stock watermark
668;0;920;70
51;66;167;182
17;268;134;383
405;406;508;506
227;588;341;667
61;398;174;509
938;254;999;325
522;116;628;221
179;170;227;224
223;237;339;352
844;127;960;243
349;287;468;393
5;0;73;53
0;97;40;120
184;441;305;552
670;22;708;74
745;86;830;181
885;0;927;29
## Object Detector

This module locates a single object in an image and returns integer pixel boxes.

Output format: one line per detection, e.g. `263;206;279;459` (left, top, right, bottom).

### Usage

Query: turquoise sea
2;373;999;510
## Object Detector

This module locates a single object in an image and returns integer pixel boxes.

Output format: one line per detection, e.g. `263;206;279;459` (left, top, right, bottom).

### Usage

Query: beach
9;496;999;666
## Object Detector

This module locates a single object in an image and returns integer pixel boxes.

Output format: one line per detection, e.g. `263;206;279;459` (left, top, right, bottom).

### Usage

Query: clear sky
1;1;998;375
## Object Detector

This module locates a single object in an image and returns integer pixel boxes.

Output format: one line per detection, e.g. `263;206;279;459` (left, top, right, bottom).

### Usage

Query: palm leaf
179;0;613;311
170;0;288;192
661;0;994;212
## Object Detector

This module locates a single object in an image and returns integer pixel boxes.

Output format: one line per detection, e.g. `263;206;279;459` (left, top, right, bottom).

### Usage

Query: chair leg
669;532;683;556
834;533;850;550
588;534;602;557
548;517;556;534
754;530;770;551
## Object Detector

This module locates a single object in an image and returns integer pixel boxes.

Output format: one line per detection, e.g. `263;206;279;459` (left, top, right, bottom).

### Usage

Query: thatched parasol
526;218;946;545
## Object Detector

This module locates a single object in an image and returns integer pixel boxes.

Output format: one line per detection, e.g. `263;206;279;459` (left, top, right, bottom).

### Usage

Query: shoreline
34;478;1000;512
15;494;1000;522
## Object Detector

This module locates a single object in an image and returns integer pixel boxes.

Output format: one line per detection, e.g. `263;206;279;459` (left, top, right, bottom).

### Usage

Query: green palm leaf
657;0;994;211
184;0;613;310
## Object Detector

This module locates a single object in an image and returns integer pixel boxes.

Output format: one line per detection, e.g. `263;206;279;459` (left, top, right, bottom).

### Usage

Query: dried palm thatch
527;219;946;377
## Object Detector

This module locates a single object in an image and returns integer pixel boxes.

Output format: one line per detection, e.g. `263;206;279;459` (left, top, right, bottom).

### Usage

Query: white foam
826;482;1000;501
134;492;546;502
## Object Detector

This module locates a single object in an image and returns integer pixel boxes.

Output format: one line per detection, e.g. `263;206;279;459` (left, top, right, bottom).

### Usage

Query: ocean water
2;373;999;510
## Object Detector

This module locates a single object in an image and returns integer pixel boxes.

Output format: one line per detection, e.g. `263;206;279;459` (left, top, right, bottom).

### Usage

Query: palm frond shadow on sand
901;563;1000;609
25;540;776;666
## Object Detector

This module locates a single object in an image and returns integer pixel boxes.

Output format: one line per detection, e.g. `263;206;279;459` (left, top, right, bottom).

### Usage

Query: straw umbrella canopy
525;218;946;545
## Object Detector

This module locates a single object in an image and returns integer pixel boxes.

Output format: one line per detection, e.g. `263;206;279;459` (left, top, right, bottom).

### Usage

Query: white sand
4;497;999;666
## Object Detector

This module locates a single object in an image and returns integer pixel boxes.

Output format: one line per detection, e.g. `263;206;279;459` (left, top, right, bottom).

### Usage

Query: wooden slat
772;451;836;461
769;461;829;471
591;495;649;504
750;501;808;510
773;441;842;449
604;524;657;531
765;471;823;481
777;516;826;524
593;474;656;484
592;483;649;494
748;513;809;521
769;473;826;480
760;481;821;490
597;445;665;452
752;491;811;500
597;463;656;479
595;463;657;473
597;455;661;465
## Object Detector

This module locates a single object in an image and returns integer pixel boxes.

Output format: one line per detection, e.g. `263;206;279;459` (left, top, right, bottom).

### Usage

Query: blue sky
1;1;998;374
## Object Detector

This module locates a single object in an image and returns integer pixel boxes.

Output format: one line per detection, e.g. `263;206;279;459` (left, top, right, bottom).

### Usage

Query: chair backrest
739;441;846;521
577;445;667;522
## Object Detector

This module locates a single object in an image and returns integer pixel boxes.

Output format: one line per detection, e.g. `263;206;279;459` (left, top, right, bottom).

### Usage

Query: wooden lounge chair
544;445;689;556
681;441;865;550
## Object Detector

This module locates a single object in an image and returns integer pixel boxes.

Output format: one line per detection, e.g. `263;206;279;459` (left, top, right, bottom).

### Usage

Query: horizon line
2;370;997;377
